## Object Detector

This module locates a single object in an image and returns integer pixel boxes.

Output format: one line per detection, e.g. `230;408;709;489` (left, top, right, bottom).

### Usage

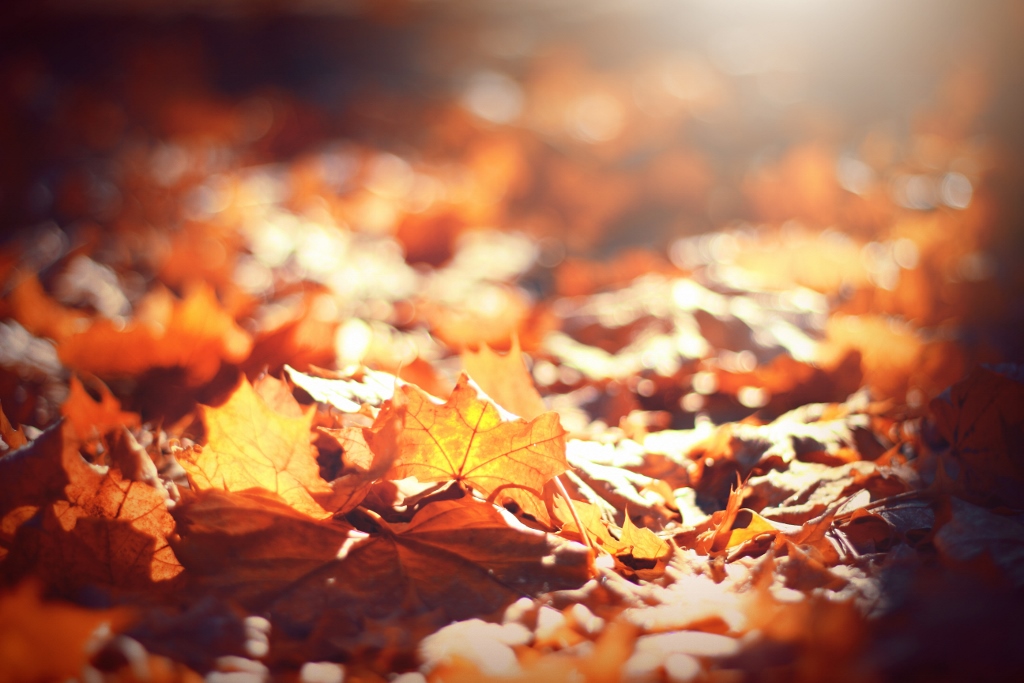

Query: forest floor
1;6;1023;683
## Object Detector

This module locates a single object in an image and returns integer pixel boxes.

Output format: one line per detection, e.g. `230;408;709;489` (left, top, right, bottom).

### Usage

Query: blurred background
1;0;1023;427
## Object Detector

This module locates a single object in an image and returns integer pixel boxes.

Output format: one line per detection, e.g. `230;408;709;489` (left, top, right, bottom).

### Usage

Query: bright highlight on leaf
381;374;569;526
180;376;335;519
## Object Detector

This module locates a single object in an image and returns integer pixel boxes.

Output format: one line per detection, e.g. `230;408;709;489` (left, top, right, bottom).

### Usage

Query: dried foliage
1;3;1023;683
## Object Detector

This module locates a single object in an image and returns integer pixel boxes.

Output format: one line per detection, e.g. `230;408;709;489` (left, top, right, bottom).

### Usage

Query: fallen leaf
0;579;132;683
58;284;252;385
554;497;626;555
179;376;335;519
934;497;1024;587
172;491;590;653
4;464;182;592
0;420;91;523
4;274;90;342
383;374;569;526
285;364;416;413
929;366;1024;505
0;402;27;451
461;336;547;419
62;375;140;446
617;514;671;579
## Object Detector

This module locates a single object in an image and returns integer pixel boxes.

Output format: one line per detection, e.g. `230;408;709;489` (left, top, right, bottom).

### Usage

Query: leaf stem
553;474;597;554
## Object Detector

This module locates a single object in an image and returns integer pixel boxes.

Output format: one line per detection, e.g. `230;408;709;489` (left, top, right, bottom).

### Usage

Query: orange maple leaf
180;376;340;519
3;457;182;591
57;283;252;385
61;375;140;446
381;374;569;526
461;335;547;420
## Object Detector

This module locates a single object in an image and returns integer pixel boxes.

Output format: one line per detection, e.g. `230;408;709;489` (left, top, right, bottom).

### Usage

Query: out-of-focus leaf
61;375;140;446
461;336;547;420
0;402;27;451
58;284;252;386
934;497;1024;587
0;579;132;683
930;366;1024;505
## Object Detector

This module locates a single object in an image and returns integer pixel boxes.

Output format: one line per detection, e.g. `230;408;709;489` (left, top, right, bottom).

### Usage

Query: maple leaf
929;365;1024;505
379;374;569;526
57;283;252;385
3;463;183;592
62;375;140;446
179;376;336;519
461;336;547;419
0;421;90;524
172;490;591;650
0;579;133;683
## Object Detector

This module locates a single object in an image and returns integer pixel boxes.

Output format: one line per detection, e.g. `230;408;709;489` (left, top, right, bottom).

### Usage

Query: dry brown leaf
930;366;1024;505
172;491;591;642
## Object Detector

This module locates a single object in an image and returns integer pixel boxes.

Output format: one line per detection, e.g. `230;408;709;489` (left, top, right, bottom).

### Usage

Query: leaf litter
1;8;1023;683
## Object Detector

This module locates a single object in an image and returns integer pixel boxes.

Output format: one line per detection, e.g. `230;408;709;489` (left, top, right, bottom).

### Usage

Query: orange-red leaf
0;402;27;451
4;462;182;591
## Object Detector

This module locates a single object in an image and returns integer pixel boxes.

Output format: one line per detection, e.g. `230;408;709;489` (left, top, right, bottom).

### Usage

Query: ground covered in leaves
2;4;1024;683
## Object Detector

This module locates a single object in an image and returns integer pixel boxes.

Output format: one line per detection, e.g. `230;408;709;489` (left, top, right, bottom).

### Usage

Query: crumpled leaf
553;497;626;555
179;376;336;519
617;515;671;579
381;374;569;526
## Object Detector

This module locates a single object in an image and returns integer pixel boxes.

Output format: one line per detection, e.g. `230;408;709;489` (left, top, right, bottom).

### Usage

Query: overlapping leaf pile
2;7;1024;683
